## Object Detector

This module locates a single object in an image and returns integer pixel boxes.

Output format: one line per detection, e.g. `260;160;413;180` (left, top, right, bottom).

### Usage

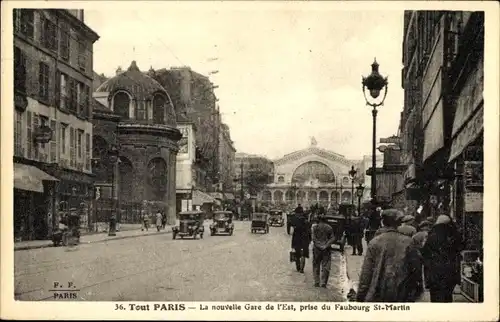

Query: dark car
210;211;234;236
173;211;205;239
268;209;285;227
251;212;269;234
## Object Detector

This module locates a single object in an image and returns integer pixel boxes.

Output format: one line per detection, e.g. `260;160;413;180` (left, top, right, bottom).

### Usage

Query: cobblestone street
15;222;347;302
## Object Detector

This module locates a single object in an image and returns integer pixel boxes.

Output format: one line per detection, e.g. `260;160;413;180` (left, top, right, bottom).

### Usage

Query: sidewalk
14;223;174;251
343;241;469;303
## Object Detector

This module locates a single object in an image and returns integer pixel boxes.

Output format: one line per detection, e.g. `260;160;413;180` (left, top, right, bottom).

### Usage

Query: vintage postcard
1;0;498;321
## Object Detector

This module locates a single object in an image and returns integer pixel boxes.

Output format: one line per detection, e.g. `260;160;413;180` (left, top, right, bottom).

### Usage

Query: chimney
116;66;123;75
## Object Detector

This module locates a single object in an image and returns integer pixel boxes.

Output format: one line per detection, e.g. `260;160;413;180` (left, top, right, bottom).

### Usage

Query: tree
244;167;272;196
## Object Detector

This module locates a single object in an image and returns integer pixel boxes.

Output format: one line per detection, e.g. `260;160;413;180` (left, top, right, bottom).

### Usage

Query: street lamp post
362;58;388;203
356;183;365;216
107;145;120;236
348;165;357;205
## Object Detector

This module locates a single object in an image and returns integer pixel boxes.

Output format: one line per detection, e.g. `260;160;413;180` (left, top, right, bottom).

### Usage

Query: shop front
13;162;59;241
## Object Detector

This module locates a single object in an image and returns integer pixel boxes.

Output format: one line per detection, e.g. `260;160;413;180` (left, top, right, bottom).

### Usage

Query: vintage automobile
172;211;205;239
210;211;234;236
251;212;269;234
323;203;356;253
268;209;285;227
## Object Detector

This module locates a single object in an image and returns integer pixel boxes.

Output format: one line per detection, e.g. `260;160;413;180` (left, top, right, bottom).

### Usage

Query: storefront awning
14;163;59;193
449;105;483;162
209;192;224;200
192;189;215;206
224;193;235;200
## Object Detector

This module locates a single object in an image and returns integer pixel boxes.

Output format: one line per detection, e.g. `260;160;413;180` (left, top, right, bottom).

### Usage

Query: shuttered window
60;123;67;155
70;127;75;167
60;22;70;60
14;47;27;93
14;111;23;157
38;62;49;100
26;111;32;159
85;133;91;170
50;120;57;163
33;114;40;160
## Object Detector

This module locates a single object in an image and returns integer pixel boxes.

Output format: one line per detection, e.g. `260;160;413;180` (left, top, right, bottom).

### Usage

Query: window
33;114;40;160
59;73;69;109
153;94;166;124
14;111;23;157
14;47;27;93
42;17;58;51
77;130;83;158
60;22;70;60
78;38;87;71
136;101;146;120
26;112;32;159
60;123;67;155
69;127;75;167
85;133;91;170
14;9;34;39
50;120;57;163
38;62;50;100
78;83;89;117
68;77;78;112
113;92;130;118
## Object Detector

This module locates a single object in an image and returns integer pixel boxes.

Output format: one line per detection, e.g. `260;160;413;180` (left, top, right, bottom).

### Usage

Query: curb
14;229;172;251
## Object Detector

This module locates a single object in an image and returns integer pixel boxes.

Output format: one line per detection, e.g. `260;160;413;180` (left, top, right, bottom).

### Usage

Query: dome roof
96;61;169;101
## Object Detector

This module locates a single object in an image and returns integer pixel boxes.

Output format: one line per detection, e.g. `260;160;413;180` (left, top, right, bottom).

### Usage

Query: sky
84;2;405;161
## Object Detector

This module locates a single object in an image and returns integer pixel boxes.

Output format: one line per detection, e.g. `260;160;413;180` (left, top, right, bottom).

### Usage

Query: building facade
149;66;236;204
92;61;182;225
258;139;362;209
218;123;236;195
13;9;99;240
401;11;484;301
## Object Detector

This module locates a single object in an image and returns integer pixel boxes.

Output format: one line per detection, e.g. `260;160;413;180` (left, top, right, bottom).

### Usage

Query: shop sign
449;106;483;162
465;161;483;187
33;125;53;144
14;92;28;112
451;59;483;137
465;192;483;212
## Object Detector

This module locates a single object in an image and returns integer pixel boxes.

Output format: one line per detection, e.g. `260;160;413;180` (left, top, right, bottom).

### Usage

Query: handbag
289;249;296;262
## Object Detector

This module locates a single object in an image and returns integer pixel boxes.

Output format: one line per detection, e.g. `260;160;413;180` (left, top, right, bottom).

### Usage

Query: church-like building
258;138;365;209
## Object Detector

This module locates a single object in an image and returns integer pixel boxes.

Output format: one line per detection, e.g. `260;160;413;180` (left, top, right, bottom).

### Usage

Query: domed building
259;138;366;209
92;61;181;225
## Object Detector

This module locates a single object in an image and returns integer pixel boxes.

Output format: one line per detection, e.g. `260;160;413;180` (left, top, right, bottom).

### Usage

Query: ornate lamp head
361;58;389;107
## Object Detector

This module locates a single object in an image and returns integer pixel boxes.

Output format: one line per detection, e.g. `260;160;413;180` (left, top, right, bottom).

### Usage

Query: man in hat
398;215;417;237
412;220;433;293
311;214;336;288
356;208;421;302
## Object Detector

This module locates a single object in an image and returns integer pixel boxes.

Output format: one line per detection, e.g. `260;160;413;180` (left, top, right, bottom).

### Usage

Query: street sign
380;135;401;144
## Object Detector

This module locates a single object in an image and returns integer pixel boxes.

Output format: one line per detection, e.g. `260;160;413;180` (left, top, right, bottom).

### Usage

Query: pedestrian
155;210;163;232
349;211;364;256
162;212;167;229
291;212;311;273
412;220;432;294
311;214;336;288
420;215;463;302
141;211;149;231
398;215;417;237
356;208;421;302
364;206;382;244
294;203;304;214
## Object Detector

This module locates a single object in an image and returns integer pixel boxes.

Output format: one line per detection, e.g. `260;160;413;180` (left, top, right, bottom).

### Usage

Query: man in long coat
356;208;421;302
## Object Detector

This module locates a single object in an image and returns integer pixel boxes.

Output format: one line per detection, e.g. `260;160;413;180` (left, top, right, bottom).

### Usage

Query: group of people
355;208;464;303
290;204;337;288
141;210;167;232
289;203;465;303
